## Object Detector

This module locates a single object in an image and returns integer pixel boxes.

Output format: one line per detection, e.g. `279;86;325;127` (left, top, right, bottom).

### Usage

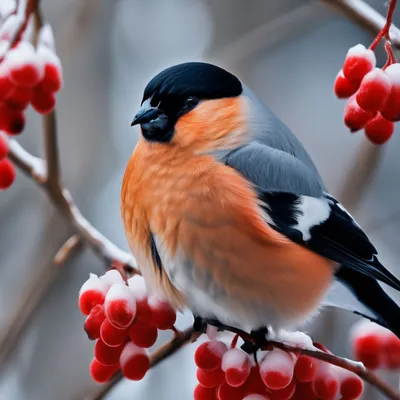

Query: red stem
369;0;398;50
230;334;239;349
383;41;396;69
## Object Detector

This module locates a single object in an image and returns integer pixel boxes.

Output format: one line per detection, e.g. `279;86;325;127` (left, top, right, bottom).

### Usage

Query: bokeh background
0;0;399;399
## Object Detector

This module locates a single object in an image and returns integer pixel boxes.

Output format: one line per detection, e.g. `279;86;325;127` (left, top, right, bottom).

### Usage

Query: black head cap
132;62;243;142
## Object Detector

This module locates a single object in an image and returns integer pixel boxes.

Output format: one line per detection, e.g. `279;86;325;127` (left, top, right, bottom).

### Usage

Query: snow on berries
79;269;178;383
195;335;364;400
350;320;400;370
335;26;400;144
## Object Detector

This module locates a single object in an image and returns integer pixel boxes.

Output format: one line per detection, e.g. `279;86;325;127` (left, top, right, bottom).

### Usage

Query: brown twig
90;328;195;400
320;0;400;49
53;234;84;265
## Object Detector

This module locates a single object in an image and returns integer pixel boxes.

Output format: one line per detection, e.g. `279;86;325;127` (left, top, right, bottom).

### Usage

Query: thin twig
53;234;84;265
89;328;195;400
320;0;400;49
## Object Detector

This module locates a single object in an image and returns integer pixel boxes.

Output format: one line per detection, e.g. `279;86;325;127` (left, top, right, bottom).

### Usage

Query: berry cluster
334;40;399;144
193;339;363;400
351;320;400;370
78;270;177;383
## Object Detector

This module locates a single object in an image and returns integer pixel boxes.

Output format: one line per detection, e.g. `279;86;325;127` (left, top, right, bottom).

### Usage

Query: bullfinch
121;62;400;338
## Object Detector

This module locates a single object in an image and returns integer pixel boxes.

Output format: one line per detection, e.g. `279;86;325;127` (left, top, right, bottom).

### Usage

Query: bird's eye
184;97;199;109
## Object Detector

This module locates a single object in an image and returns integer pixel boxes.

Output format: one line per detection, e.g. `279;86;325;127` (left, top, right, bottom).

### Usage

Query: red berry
128;319;158;348
343;44;376;85
384;335;400;369
194;341;228;371
312;364;339;400
104;283;136;328
243;395;268;400
119;342;150;381
221;348;251;387
37;46;63;93
353;334;383;369
31;88;56;114
334;69;359;98
196;368;225;388
292;382;318;400
100;318;129;347
344;95;376;132
0;106;25;135
242;367;266;395
148;296;176;330
259;349;295;390
364;114;394;145
356;68;391;112
84;304;105;340
194;384;217;400
78;273;109;315
294;355;317;383
266;379;296;400
89;358;119;383
381;63;400;122
340;371;364;400
0;74;13;100
5;86;32;111
0;132;9;159
94;339;125;366
0;159;16;189
217;382;246;400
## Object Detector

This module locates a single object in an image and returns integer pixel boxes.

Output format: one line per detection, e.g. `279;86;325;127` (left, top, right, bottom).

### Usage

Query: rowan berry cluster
78;269;177;383
334;13;399;145
351;320;400;370
0;5;63;190
193;337;363;400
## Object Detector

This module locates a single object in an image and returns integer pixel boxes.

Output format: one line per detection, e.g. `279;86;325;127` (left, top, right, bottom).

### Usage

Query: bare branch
320;0;400;48
53;234;84;265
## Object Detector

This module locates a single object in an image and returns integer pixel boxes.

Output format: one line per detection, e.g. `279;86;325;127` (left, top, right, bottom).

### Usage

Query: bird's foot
192;315;226;333
241;327;269;355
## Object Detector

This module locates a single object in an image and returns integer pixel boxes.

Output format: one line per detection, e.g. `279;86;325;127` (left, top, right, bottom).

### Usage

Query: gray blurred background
0;0;399;399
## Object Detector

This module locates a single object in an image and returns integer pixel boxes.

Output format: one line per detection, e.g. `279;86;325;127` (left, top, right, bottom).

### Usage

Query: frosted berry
37;46;63;93
120;342;150;381
128;319;158;348
384;335;400;369
84;304;105;340
266;379;296;400
193;384;217;400
294;354;317;382
100;269;125;286
340;371;364;400
312;363;339;400
104;283;136;328
31;88;56;114
259;349;295;390
128;275;152;322
217;382;246;400
194;340;228;371
243;395;268;400
196;368;225;388
148;295;176;330
0;132;9;159
344;95;376;132
364;114;394;145
381;63;400;122
221;348;251;387
356;68;391;112
334;69;359;98
0;159;15;189
94;339;125;366
343;44;376;84
353;334;383;369
100;318;129;347
89;358;119;383
7;42;44;87
78;273;109;315
5;86;32;111
0;106;25;135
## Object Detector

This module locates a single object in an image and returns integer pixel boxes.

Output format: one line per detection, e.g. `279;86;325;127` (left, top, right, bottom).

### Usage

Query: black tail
336;267;400;338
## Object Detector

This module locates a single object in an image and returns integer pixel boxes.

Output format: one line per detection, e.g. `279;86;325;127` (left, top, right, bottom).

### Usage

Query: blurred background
0;0;399;398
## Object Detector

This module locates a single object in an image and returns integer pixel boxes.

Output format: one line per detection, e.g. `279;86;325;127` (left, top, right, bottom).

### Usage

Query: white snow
206;340;228;357
105;283;136;304
38;23;55;50
293;196;330;241
221;348;250;371
128;275;148;300
79;273;109;296
350;320;391;341
259;348;296;375
347;44;376;66
119;342;148;368
0;14;24;41
206;325;218;341
100;269;124;286
270;329;316;350
361;68;391;88
385;63;400;85
0;0;17;19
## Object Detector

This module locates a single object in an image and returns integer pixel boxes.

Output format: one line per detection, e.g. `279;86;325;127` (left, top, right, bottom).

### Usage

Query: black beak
131;107;161;126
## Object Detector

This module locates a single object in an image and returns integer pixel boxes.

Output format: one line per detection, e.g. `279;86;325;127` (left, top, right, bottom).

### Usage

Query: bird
120;61;400;340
